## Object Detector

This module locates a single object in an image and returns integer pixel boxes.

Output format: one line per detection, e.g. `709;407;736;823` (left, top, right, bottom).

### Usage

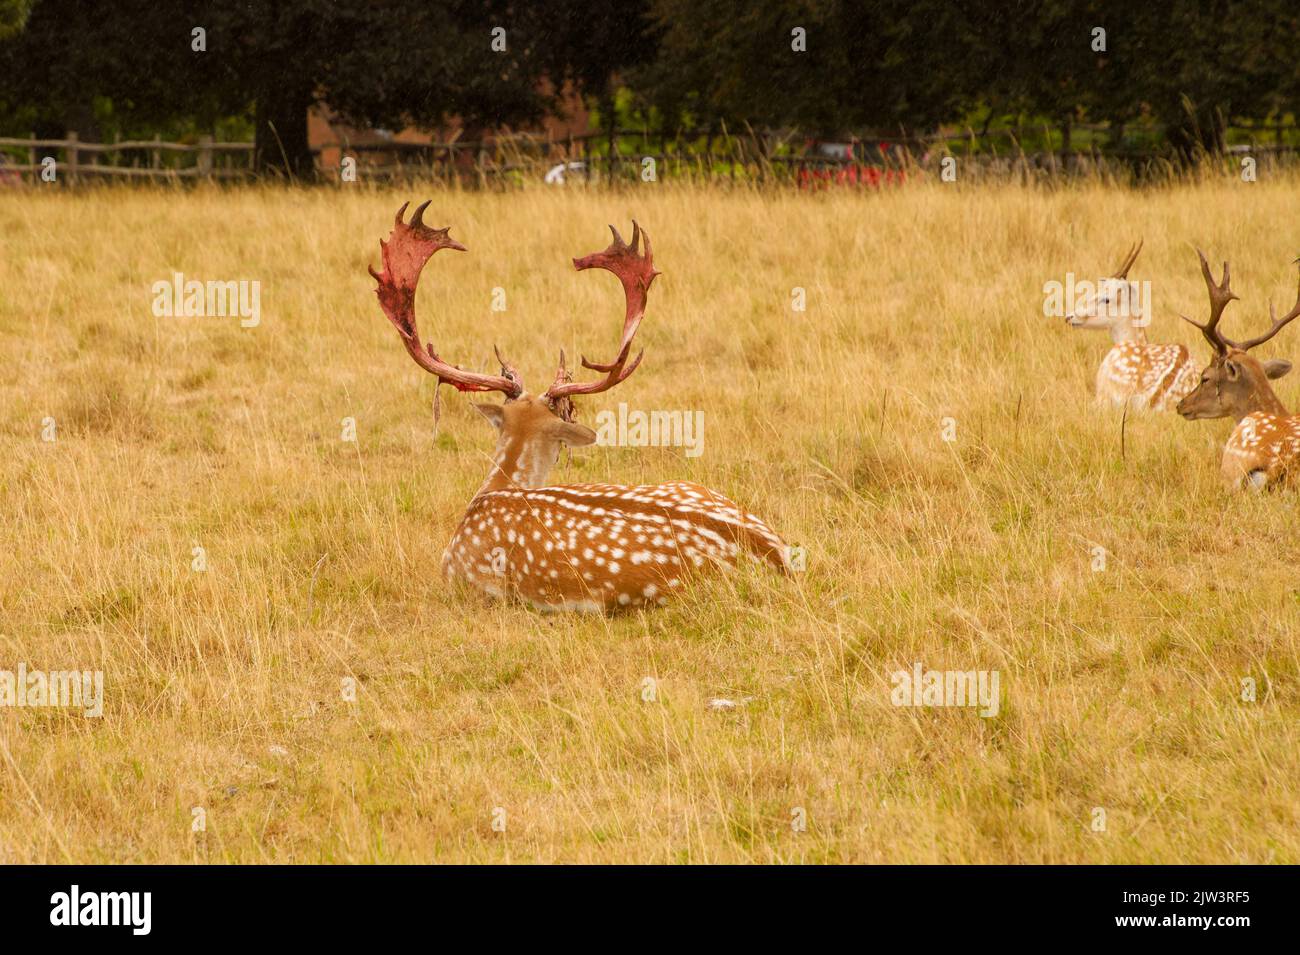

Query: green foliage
0;0;599;173
632;0;1300;154
0;1;1297;163
0;0;32;39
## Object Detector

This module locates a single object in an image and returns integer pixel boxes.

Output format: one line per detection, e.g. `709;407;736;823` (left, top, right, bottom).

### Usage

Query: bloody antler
1179;249;1239;356
544;221;660;409
369;201;523;396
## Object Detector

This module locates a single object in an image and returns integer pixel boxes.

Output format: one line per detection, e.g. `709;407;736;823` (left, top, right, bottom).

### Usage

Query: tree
631;0;984;136
0;0;564;176
212;1;557;177
2;0;1297;169
0;1;230;143
0;0;32;38
520;0;660;145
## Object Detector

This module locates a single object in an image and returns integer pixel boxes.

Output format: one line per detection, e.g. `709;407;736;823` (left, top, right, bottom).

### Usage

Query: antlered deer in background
1176;250;1300;490
368;202;790;611
1064;241;1200;411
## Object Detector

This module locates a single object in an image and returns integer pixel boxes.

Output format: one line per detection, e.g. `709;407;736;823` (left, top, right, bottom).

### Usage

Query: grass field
1;176;1298;863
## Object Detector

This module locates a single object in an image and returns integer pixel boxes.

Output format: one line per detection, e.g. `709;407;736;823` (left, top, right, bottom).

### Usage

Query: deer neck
1111;322;1146;346
1232;378;1289;422
474;430;556;498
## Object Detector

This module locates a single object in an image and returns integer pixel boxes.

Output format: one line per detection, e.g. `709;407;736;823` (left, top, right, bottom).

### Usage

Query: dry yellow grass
0;177;1298;863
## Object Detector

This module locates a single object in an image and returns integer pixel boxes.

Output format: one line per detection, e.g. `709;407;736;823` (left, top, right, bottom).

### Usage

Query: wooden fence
2;123;1298;186
0;134;253;180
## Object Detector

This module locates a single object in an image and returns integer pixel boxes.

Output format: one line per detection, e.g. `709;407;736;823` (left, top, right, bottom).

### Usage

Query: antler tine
546;348;578;422
547;347;646;414
550;348;572;388
583;219;656;372
545;220;659;404
370;202;522;397
409;198;429;228
1112;238;1143;280
1228;261;1300;352
1178;248;1237;356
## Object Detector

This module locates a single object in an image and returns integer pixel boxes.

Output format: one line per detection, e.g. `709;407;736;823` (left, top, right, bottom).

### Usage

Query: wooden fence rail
1;124;1297;185
0;134;254;181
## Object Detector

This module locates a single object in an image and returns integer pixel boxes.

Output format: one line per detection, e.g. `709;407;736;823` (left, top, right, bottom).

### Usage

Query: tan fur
369;208;787;611
442;396;788;612
1095;340;1200;410
1177;348;1297;490
1063;244;1197;412
1220;411;1300;488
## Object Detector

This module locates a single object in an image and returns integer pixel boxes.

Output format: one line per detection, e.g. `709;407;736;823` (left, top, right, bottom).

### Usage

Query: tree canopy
1;0;1296;172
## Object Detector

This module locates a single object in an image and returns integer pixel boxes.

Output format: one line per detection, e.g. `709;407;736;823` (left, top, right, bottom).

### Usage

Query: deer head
1176;250;1300;422
1064;240;1148;342
369;202;659;493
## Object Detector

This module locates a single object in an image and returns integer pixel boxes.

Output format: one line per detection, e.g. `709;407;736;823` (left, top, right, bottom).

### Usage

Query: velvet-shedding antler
1179;248;1239;356
544;221;660;412
1112;239;1143;280
369;201;523;396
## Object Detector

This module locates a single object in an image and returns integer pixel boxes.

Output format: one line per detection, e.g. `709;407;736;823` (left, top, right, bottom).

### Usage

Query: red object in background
0;156;21;187
796;163;908;190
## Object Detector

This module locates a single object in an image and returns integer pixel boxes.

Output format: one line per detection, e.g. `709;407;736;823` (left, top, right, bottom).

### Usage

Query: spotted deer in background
1064;240;1199;410
368;202;790;611
1176;250;1300;490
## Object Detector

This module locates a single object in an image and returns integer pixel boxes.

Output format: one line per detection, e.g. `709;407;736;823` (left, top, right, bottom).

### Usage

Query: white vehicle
544;160;591;184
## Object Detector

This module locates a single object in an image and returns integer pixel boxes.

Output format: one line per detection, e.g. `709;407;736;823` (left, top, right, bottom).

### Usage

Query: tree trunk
604;91;616;184
33;118;63;166
65;101;99;169
255;86;314;180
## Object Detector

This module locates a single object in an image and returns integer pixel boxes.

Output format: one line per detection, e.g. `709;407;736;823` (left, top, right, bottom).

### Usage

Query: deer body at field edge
1176;250;1300;490
368;202;790;611
1064;241;1200;411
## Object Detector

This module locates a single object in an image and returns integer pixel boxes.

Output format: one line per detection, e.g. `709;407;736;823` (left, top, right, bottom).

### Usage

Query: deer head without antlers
1177;249;1300;422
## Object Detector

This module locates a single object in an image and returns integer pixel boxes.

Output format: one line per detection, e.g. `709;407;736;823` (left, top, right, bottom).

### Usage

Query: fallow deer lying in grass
368;202;790;611
1176;250;1300;490
1064;241;1200;411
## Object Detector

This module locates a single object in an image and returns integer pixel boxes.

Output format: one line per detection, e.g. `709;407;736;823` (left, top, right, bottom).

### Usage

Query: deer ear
1263;359;1293;380
1224;359;1242;381
473;403;505;430
552;421;597;447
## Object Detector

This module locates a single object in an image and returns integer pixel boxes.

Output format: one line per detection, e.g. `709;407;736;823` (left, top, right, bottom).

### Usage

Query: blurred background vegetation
0;1;1297;176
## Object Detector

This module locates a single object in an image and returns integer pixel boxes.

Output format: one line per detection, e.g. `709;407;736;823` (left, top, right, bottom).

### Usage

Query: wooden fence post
151;134;161;175
66;130;78;184
607;122;615;184
198;134;213;177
